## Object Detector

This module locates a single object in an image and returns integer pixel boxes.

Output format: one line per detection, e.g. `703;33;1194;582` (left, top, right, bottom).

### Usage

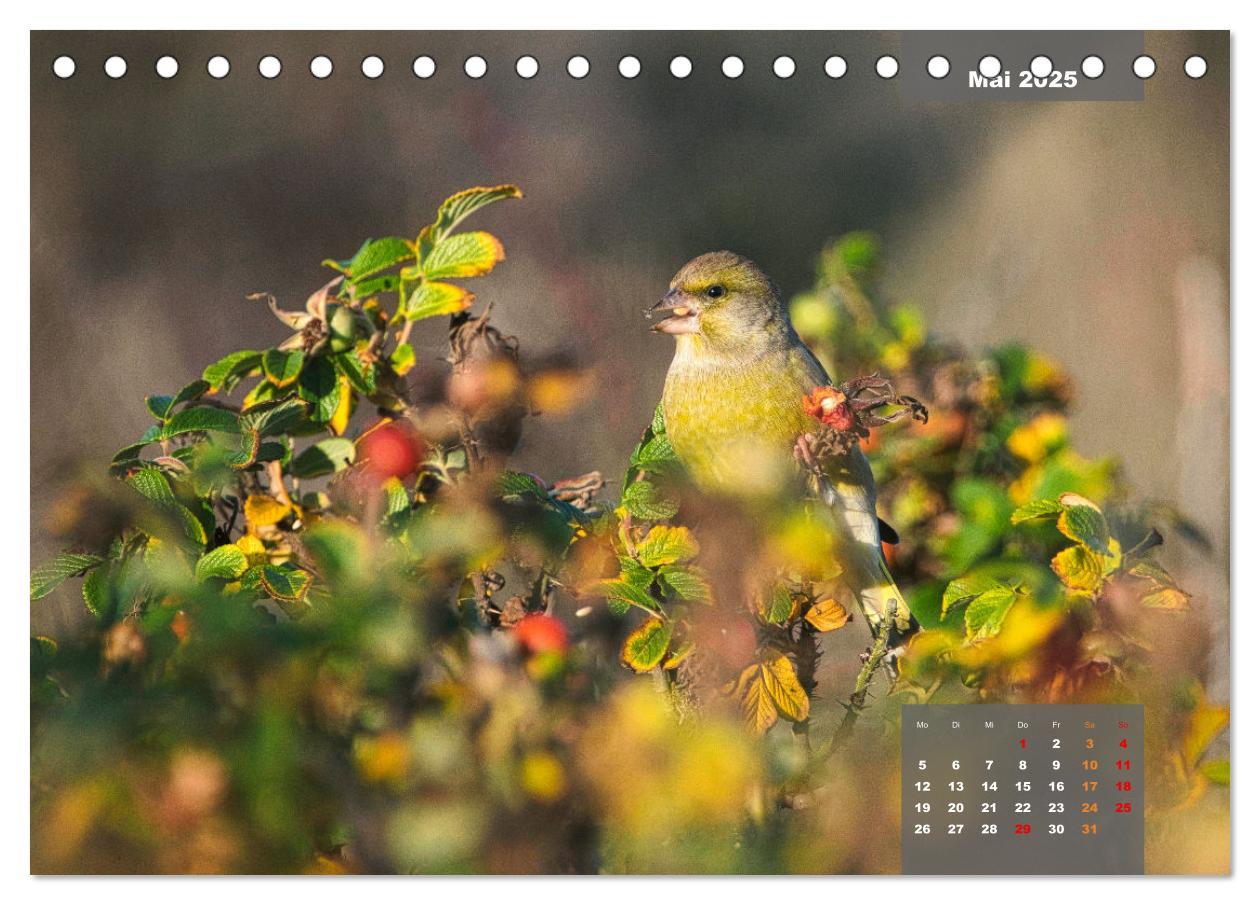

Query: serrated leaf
1010;498;1064;525
298;357;340;423
195;544;250;581
636;525;699;568
584;578;658;615
382;477;411;518
244;494;291;527
390;342;416;376
30;552;104;600
81;565;110;616
760;585;795;624
620;617;672;673
421;231;504;280
621;480;679;520
259;563;313;602
290;437;356;479
263;349;305;387
734;664;778;736
804;598;850;632
244;399;308;438
1051;540;1120;592
759;653;809;722
324;236;413;281
405;281;473;321
1058;502;1110;555
496;470;550;500
125;467;207;546
203;350;262;391
963;586;1019;641
658;565;712;603
145;380;210;423
941;576;997;620
162;406;243;439
617;556;655;591
430;185;522;243
334;352;377;395
111;425;163;468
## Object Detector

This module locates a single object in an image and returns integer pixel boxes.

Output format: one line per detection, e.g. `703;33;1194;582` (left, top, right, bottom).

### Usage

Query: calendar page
28;28;1229;876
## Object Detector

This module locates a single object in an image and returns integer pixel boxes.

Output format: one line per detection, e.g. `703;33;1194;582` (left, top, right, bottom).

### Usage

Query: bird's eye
706;285;726;299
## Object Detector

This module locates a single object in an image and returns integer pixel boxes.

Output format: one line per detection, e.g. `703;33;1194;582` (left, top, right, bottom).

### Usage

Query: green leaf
125;467;208;547
333;352;377;395
162;406;242;438
405;281;473;321
203;350;262;391
112;425;163;468
290;437;356;478
31;552;104;600
1200;760;1230;786
630;432;679;473
81;566;110;616
620;617;672;673
298;357;340;423
259;563;313;603
1010;498;1064;524
195;544;250;581
1050;542;1120;593
324;236;413;280
586;578;659;615
761;585;795;624
658;565;712;603
429;185;522;243
941;576;998;620
421;232;504;280
243;399;309;438
1057;500;1111;555
262;349;305;387
382;477;411;518
390;342;416;376
497;471;550;500
621;480;679;520
636;525;699;568
963;586;1019;641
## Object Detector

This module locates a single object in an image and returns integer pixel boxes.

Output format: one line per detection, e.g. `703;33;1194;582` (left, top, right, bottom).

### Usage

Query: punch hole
722;56;744;78
1184;55;1208;79
773;56;796;79
978;55;1002;78
361;56;385;79
104;56;127;79
207;56;231;79
412;56;436;79
567;56;590;79
516;55;539;79
875;55;899;79
464;56;487;79
1132;55;1156;79
670;56;692;78
926;55;950;79
258;56;282;79
1081;55;1105;79
310;56;333;79
618;56;641;78
1029;55;1053;78
52;55;76;78
823;56;847;79
155;56;178;79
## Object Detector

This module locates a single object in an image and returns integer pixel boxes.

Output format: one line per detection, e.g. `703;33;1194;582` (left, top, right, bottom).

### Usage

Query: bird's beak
647;289;700;335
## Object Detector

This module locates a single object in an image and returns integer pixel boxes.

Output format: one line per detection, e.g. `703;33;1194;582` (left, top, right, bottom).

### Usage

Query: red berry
513;614;569;655
359;422;423;481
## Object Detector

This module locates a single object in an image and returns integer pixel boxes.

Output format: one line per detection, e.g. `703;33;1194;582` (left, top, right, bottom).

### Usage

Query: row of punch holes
50;52;1209;82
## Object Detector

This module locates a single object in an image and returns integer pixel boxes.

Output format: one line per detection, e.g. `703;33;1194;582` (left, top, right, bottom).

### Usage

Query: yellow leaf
1183;688;1229;771
804;598;851;632
422;231;505;280
636;525;699;568
759;653;809;722
620;617;672;673
244;494;291;527
731;663;778;736
662;641;695;670
405;281;474;321
329;375;353;436
234;533;268;565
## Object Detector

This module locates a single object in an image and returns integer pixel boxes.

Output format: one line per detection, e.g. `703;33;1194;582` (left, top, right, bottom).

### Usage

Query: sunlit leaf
195;544;250;581
203;350;262;391
636;525;699;568
263;349;305;387
658;565;712;603
30;552;103;600
405;281;473;321
244;494;291;527
1010;498;1063;525
162;406;242;438
429;184;522;243
421;232;504;280
759;653;809;722
259;563;313;602
963;586;1019;641
804;597;850;632
620;617;672;673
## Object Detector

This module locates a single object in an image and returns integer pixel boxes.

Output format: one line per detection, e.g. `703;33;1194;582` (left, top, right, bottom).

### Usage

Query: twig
832;603;895;748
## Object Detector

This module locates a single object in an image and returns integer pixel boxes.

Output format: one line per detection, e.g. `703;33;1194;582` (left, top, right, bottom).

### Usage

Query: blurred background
30;30;1228;698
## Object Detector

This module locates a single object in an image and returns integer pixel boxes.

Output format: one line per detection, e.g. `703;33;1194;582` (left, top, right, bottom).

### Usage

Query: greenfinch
650;251;913;639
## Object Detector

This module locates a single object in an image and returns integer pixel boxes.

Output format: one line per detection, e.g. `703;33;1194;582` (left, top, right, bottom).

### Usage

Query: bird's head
648;251;789;353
